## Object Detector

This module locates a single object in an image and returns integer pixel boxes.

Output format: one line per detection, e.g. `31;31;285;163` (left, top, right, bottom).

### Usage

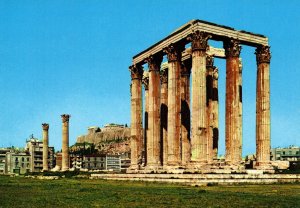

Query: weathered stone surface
146;55;162;168
181;60;191;166
224;39;242;165
129;65;143;170
42;123;49;171
164;43;183;167
160;68;168;166
190;31;210;166
255;46;271;169
61;114;70;171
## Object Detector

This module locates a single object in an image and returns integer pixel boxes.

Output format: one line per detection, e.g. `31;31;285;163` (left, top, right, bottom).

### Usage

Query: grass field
0;176;299;208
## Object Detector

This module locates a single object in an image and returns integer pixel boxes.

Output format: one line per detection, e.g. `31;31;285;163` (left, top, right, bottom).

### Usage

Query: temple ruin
129;19;271;171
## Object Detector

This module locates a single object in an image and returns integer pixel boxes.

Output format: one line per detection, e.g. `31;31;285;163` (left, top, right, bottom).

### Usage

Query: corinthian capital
42;123;49;130
145;54;163;71
187;31;211;52
163;43;184;62
160;68;168;84
142;71;149;90
129;64;143;80
224;39;241;58
61;114;70;123
255;45;271;64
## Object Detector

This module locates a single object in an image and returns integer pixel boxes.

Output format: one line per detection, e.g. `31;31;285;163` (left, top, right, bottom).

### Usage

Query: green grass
0;176;299;208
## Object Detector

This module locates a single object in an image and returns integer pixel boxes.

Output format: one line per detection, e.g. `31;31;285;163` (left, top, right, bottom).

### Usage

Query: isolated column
142;72;149;166
181;59;191;166
255;45;271;168
129;65;143;169
164;43;184;167
188;31;211;165
61;114;70;171
224;39;242;165
160;68;168;166
42;123;49;171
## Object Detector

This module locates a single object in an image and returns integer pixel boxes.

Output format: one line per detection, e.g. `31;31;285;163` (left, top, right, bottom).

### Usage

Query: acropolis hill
76;124;130;154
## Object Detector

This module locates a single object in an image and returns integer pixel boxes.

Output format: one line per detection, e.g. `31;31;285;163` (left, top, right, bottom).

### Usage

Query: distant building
270;146;300;161
83;154;106;170
25;136;55;172
106;155;121;171
0;148;10;174
71;155;83;169
6;151;31;175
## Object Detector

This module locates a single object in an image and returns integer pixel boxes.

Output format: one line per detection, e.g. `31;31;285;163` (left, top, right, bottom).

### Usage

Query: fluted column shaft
160;68;168;166
143;73;149;166
146;55;162;168
164;44;183;166
42;123;49;171
188;31;211;165
255;46;271;168
129;65;143;169
61;114;70;171
212;67;219;159
181;60;191;166
224;39;242;165
206;56;215;163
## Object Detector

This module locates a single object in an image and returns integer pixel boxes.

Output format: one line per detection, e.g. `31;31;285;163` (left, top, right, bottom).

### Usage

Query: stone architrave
142;72;149;166
160;68;168;166
129;65;143;170
255;45;271;169
163;43;184;167
188;31;211;166
224;39;242;165
181;59;191;166
61;114;70;171
145;55;163;168
42;123;49;171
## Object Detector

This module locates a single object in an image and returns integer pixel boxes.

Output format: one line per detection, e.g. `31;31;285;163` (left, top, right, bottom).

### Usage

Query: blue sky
0;0;299;156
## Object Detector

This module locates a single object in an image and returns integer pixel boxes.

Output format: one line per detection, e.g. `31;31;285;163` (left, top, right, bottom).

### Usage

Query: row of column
42;114;70;171
130;31;271;170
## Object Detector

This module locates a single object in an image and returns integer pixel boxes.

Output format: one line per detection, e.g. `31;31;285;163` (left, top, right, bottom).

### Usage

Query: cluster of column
42;114;71;171
129;30;271;170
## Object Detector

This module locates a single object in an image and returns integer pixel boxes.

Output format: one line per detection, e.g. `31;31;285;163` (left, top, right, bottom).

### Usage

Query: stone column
255;45;271;169
206;56;215;163
142;72;149;166
212;67;219;159
164;43;184;167
61;114;70;171
181;59;191;166
160;68;168;166
145;54;163;169
188;31;211;166
42;123;49;171
129;65;143;170
224;39;242;165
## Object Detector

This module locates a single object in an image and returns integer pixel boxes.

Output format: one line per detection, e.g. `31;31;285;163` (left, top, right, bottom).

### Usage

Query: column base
128;164;141;171
255;161;274;170
61;168;69;172
145;164;162;171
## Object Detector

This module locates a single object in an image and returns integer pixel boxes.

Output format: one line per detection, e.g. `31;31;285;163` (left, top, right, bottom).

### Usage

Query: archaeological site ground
0;176;299;208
